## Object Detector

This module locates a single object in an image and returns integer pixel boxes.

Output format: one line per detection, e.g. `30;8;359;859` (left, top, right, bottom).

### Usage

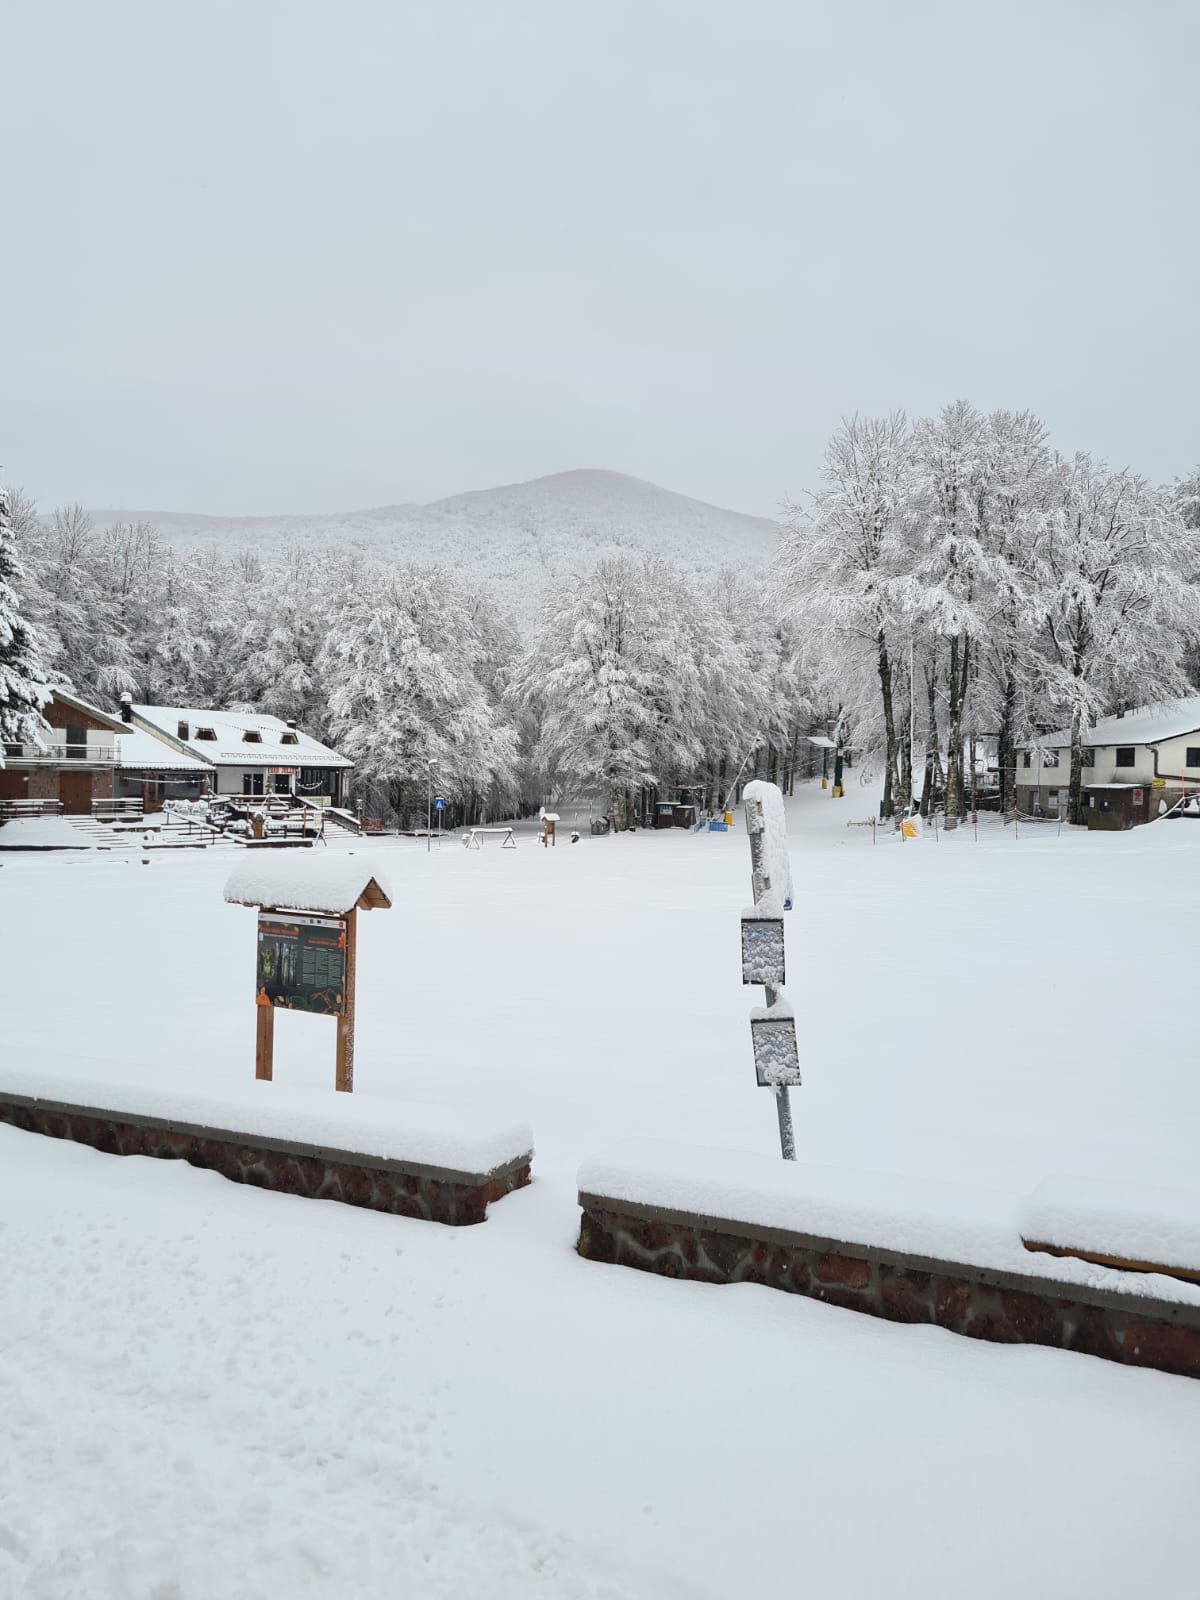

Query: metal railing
0;798;63;819
92;798;144;818
2;742;120;764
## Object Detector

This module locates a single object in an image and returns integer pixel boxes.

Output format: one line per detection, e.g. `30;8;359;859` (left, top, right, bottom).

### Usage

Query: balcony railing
1;742;120;764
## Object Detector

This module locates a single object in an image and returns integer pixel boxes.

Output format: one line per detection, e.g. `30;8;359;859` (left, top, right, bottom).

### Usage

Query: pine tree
0;486;51;759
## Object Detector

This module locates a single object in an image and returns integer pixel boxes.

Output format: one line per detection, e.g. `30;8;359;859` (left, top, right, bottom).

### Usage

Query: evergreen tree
0;487;51;758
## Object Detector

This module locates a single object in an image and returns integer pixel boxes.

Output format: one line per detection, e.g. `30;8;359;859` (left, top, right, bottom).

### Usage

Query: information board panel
256;912;347;1015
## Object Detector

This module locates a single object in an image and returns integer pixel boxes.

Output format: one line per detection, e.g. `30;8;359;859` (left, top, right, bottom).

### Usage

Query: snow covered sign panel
224;855;393;1093
741;900;785;987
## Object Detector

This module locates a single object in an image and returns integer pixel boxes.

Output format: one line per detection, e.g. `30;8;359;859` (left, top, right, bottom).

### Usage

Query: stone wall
578;1197;1200;1381
0;1095;530;1226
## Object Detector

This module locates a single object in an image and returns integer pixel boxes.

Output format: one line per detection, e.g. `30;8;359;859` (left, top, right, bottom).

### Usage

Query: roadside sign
434;796;446;812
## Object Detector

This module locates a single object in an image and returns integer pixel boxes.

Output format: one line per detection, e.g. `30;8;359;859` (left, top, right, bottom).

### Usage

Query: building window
1081;749;1095;767
195;727;216;741
1042;750;1060;768
1022;751;1031;768
1186;747;1200;769
242;730;263;744
1115;747;1136;768
3;742;21;758
280;731;299;746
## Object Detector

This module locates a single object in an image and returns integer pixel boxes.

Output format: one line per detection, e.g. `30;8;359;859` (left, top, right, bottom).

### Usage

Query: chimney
287;719;298;729
178;719;190;741
120;693;133;724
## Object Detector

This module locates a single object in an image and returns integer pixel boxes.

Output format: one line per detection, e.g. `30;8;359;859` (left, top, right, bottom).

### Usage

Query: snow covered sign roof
224;854;394;915
131;705;353;770
1029;697;1200;751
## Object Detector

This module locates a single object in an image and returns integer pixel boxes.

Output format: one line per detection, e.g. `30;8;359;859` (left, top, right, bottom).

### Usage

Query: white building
122;704;353;808
1016;697;1200;821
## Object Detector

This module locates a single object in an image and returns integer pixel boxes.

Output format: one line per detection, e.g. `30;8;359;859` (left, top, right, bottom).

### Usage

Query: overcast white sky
3;0;1197;518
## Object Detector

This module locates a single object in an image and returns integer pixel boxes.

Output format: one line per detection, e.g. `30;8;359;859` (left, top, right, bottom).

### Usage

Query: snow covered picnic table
462;826;517;849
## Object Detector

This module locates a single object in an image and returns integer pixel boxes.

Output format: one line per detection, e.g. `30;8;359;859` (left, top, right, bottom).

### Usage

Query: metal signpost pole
744;794;798;1162
769;987;796;1159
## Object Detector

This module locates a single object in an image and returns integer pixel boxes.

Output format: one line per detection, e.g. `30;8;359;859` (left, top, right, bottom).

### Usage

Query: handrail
3;743;119;763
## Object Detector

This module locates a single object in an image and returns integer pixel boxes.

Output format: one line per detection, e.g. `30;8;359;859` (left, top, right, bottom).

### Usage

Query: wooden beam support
255;1003;275;1081
335;907;357;1093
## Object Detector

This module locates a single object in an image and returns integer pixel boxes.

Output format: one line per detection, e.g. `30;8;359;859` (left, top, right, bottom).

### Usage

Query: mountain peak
82;470;779;623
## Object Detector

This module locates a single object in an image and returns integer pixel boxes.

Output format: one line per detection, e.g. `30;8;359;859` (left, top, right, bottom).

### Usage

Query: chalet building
0;689;130;814
124;704;352;807
1015;697;1200;826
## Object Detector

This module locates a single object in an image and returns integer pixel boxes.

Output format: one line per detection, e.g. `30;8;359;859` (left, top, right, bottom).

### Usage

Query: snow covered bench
0;1071;533;1226
1021;1176;1200;1287
576;1140;1200;1380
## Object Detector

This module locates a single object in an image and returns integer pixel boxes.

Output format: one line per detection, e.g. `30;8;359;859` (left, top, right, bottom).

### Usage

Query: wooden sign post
225;860;391;1094
336;906;357;1092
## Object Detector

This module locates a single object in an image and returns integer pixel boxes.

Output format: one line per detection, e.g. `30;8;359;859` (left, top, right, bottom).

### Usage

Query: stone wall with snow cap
577;1140;1200;1380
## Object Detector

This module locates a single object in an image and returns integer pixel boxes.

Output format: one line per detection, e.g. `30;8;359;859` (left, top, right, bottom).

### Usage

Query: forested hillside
81;469;779;624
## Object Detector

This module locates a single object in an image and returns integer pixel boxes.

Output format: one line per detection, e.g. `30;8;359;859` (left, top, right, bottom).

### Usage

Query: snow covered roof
132;706;352;769
1027;698;1200;751
224;853;394;914
116;724;209;772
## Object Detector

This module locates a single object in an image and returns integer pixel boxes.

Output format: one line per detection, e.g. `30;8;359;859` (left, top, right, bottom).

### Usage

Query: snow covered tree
776;413;913;819
0;487;51;759
1037;456;1200;823
319;563;519;824
516;558;666;829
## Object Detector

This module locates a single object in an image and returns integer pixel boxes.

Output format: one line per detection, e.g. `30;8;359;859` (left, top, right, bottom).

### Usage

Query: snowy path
2;791;1200;1596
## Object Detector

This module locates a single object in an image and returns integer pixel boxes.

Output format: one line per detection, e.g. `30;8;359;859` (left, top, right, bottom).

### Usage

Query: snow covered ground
2;787;1200;1597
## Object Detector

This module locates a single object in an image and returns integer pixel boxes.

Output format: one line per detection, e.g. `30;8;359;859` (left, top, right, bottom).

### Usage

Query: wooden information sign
225;859;391;1093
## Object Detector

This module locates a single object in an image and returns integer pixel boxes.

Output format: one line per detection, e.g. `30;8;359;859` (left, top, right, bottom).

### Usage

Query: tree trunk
944;636;966;821
968;731;978;819
877;630;900;821
920;666;943;818
997;672;1016;815
1068;706;1084;825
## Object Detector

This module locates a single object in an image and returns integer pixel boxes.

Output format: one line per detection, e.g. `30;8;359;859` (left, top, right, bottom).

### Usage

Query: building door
242;772;264;797
59;771;94;815
65;724;87;759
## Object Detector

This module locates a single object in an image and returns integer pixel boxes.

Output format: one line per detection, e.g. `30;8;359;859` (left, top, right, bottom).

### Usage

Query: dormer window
280;731;299;746
195;727;217;741
242;729;263;744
